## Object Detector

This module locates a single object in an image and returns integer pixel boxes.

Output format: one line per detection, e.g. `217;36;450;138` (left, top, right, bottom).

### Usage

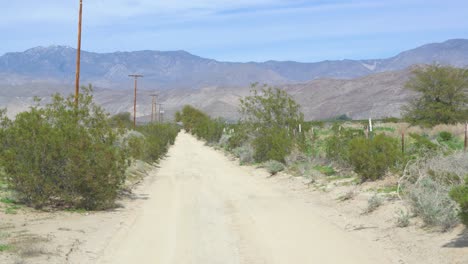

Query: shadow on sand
443;228;468;248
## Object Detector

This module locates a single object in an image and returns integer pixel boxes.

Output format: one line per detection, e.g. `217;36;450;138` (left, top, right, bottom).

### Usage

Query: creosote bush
239;85;304;163
253;128;292;163
0;88;128;210
135;123;179;163
176;105;224;144
348;134;402;181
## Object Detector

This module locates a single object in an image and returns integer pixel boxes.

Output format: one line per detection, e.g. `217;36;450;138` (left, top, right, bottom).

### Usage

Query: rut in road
97;132;392;264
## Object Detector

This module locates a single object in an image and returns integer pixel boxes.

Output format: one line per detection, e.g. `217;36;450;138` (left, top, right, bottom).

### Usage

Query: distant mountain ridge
0;39;467;89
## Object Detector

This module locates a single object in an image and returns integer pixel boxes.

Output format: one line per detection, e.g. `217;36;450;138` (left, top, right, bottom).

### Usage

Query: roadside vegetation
178;65;468;231
0;87;179;212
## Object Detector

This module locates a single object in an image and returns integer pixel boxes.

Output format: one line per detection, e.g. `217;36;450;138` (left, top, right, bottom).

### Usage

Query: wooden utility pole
150;94;158;123
74;0;83;106
129;74;144;129
158;104;164;123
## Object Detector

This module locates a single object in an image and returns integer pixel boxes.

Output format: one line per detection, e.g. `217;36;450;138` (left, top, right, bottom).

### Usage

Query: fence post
402;132;405;154
299;124;302;133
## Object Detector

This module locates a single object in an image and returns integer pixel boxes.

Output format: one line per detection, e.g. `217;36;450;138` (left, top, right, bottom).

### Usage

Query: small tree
403;65;468;126
239;84;304;162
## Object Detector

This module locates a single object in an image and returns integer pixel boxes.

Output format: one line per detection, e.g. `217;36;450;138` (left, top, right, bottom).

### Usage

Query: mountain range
0;39;467;120
0;39;467;89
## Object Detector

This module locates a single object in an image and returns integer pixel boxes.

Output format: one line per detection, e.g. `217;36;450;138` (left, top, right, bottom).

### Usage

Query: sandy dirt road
95;132;392;264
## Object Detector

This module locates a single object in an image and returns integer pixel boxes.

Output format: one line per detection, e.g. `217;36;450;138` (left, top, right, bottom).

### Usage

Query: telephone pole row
129;74;144;129
150;94;158;123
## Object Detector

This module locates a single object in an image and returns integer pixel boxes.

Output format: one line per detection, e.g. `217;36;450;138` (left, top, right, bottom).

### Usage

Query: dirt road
96;132;392;264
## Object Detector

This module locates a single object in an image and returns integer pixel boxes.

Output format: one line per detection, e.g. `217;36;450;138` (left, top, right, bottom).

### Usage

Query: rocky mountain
0;67;416;121
0;39;467;89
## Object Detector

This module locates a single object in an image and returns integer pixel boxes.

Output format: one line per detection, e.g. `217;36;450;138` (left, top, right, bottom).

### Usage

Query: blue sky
1;0;467;62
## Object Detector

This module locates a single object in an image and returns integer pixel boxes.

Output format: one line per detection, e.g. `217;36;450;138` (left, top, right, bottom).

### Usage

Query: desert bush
121;131;146;160
438;131;453;142
338;190;356;201
365;194;383;213
400;151;468;230
136;123;179;163
109;112;133;129
348;134;402;181
176;105;224;143
406;177;459;230
227;125;249;150
218;133;231;149
395;209;411;227
252;128;292;163
449;177;468;226
0;88;128;210
264;160;285;175
284;147;308;166
233;145;255;164
325;125;363;164
399;152;467;230
239;85;304;163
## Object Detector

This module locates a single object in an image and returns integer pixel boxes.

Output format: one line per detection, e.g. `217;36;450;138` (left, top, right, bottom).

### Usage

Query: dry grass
10;233;50;259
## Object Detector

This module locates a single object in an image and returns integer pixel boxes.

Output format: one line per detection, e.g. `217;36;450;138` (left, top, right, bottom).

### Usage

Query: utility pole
158;104;164;123
74;0;83;106
150;94;158;123
129;74;144;129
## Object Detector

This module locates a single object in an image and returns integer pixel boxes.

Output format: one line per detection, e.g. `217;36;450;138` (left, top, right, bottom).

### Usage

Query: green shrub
382;117;401;123
136;123;179;163
438;131;453;142
325;125;363;163
408;133;438;155
313;165;336;176
177;105;224;143
252;128;292;163
348;134;401;181
449;177;468;226
109;112;133;129
1;88;128;210
121;131;146;160
264;160;285;175
227;126;249;150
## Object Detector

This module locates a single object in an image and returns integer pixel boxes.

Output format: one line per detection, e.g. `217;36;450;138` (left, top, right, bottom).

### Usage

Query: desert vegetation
0;87;179;211
178;65;468;230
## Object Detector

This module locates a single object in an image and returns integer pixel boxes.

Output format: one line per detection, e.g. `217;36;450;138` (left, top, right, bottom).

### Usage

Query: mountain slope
0;68;416;121
0;39;466;89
